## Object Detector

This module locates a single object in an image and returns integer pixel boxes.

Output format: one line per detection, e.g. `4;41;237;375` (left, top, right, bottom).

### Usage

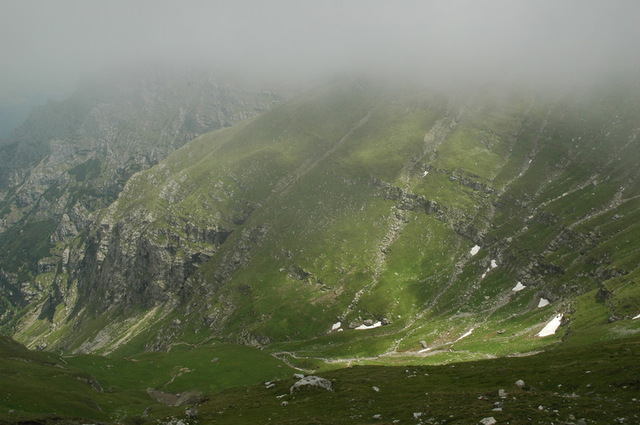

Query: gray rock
515;379;525;388
480;417;497;425
185;407;198;418
290;375;333;393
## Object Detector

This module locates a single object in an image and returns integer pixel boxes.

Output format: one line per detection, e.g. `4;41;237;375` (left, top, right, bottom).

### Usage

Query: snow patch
490;259;498;269
470;245;481;256
422;170;429;177
418;347;431;353
538;298;550;308
512;282;526;292
633;313;640;320
331;322;342;331
538;314;563;337
455;328;474;342
355;321;382;330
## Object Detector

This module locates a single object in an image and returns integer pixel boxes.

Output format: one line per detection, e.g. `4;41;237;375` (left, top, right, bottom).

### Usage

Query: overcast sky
1;0;639;123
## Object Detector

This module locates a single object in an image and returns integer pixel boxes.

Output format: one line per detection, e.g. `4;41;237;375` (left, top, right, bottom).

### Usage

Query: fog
2;0;640;132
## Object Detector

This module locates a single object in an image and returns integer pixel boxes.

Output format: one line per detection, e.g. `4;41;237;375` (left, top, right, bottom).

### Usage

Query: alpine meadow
1;1;640;424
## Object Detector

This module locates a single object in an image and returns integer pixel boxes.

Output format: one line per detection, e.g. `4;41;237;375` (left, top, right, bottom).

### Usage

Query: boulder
185;407;198;418
290;375;333;393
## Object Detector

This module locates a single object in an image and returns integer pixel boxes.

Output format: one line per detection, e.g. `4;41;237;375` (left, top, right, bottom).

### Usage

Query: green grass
5;331;640;424
183;335;640;425
0;336;295;424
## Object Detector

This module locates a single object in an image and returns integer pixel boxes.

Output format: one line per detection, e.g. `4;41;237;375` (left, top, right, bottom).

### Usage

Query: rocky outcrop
290;375;333;393
73;211;232;312
0;65;288;332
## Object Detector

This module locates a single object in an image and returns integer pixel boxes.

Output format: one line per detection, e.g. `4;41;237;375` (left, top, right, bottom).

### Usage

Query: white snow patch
633;313;640;320
455;328;474;342
490;259;498;269
470;245;481;256
538;298;550;308
538;314;563;337
331;322;342;331
481;272;487;279
512;282;526;292
422;170;429;177
418;347;431;353
355;321;382;330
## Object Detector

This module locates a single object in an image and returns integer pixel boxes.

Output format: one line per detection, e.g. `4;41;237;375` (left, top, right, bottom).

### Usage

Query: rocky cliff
0;65;287;334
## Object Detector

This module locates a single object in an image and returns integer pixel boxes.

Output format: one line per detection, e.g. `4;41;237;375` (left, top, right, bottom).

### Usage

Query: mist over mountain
2;1;640;101
1;2;640;424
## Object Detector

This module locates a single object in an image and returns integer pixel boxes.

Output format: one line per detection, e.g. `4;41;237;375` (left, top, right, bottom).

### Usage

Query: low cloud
2;0;639;98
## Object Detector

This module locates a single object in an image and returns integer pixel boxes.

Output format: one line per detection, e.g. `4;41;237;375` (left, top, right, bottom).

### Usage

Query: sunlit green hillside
7;79;639;366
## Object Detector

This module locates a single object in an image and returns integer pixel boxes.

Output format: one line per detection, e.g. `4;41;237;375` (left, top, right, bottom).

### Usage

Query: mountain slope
0;66;287;333
7;77;640;359
0;335;294;424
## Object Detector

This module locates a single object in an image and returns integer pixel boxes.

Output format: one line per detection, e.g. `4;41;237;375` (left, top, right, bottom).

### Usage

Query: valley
1;73;639;424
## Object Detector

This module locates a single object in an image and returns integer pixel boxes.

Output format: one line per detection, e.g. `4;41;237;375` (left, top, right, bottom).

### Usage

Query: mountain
1;70;640;424
0;66;288;333
2;75;638;363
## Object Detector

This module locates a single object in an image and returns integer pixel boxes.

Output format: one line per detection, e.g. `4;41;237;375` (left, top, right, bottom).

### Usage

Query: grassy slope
13;79;639;363
0;336;295;424
3;332;639;425
2;80;640;424
191;335;640;425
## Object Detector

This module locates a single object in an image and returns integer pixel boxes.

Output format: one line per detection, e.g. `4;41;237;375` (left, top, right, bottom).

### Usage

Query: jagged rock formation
0;65;288;333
